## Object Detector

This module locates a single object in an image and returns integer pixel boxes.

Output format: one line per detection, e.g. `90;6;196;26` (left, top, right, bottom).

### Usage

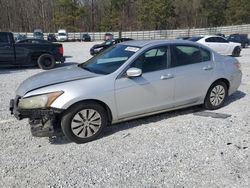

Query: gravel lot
0;42;249;187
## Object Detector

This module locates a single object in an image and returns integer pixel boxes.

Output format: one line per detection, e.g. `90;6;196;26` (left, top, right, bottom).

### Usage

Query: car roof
202;35;225;38
120;39;203;48
34;29;42;32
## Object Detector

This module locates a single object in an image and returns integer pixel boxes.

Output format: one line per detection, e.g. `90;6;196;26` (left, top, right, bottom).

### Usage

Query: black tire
232;46;241;57
38;54;56;70
61;102;108;144
204;81;228;110
243;43;249;48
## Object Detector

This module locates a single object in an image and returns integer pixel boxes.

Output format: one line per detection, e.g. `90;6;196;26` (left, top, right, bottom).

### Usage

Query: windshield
80;44;140;75
188;36;204;42
34;32;43;36
59;33;67;36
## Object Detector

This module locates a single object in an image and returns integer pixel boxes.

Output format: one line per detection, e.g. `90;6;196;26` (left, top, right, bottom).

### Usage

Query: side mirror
126;67;142;77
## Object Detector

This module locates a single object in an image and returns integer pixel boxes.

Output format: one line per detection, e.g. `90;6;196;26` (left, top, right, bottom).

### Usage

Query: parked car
227;34;250;48
10;40;242;144
0;32;65;70
104;33;114;41
57;29;68;42
33;29;44;40
215;33;226;38
81;33;91;41
176;36;190;40
16;38;51;44
90;38;133;55
15;34;27;42
47;33;57;42
188;35;242;57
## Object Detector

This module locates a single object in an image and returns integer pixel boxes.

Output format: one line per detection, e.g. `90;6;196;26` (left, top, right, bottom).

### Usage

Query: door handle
203;65;213;71
161;74;174;80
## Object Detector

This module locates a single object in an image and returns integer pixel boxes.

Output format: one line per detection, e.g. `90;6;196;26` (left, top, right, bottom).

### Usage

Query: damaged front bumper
10;97;63;137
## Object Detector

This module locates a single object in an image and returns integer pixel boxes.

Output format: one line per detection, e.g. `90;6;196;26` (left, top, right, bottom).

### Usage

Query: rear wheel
61;102;108;144
38;54;56;70
204;81;228;110
232;47;241;57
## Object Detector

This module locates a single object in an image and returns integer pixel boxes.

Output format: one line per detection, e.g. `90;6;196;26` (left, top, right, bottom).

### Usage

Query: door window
131;47;168;73
205;37;218;42
170;45;211;67
0;33;9;43
216;37;228;43
200;48;211;62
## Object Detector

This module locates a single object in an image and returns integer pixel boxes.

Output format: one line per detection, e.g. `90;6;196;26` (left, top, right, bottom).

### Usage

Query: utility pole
91;0;94;31
40;0;45;31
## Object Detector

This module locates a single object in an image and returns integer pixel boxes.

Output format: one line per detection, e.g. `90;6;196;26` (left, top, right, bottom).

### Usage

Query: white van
57;29;68;42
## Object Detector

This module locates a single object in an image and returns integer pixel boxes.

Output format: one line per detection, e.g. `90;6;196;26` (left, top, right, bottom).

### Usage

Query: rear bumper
55;55;65;63
10;97;63;137
228;70;242;95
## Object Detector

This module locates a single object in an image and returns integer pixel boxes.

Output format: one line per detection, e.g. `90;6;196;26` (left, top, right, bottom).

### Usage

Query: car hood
16;65;99;96
92;43;107;49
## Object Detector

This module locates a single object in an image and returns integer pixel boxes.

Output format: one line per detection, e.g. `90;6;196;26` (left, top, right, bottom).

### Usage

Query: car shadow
49;106;203;145
49;132;72;145
50;90;246;145
101;106;203;139
64;56;72;59
224;90;246;106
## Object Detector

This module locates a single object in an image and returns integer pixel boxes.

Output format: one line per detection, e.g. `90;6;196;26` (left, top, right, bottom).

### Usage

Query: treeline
0;0;250;32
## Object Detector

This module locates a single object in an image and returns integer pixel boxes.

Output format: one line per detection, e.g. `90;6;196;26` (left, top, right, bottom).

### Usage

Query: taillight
59;47;64;55
234;62;241;70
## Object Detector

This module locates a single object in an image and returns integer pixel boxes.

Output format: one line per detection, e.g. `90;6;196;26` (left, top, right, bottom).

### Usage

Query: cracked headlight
18;91;63;109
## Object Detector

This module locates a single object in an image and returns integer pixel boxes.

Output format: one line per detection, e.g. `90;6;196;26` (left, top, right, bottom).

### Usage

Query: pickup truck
0;32;65;70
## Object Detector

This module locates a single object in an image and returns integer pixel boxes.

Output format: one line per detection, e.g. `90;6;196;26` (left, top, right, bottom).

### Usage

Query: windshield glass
80;44;140;75
59;33;67;36
34;32;43;36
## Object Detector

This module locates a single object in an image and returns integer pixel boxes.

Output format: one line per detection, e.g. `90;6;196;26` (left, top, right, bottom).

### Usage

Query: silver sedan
10;40;242;143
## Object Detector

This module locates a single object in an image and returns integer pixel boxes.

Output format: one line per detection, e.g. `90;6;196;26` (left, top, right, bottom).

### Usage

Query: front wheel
232;47;241;57
204;81;228;110
61;102;108;144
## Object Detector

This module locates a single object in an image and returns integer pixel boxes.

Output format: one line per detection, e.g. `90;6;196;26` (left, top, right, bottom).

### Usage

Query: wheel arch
65;99;113;124
212;78;230;90
31;51;53;63
205;78;230;101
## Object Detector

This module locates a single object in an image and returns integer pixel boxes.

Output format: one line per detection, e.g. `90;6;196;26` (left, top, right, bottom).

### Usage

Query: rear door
170;45;214;106
0;33;15;65
216;37;231;55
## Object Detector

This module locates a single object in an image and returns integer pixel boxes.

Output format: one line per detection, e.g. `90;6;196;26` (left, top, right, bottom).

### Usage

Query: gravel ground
0;42;249;187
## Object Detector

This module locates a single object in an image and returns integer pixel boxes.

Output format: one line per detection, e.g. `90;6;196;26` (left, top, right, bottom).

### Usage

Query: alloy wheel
209;85;225;107
71;109;102;138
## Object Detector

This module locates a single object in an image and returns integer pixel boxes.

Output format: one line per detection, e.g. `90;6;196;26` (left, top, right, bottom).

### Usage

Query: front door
115;46;175;119
205;37;222;54
0;33;15;65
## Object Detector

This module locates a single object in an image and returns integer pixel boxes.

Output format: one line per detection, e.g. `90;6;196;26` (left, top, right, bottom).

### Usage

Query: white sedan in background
189;35;242;57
